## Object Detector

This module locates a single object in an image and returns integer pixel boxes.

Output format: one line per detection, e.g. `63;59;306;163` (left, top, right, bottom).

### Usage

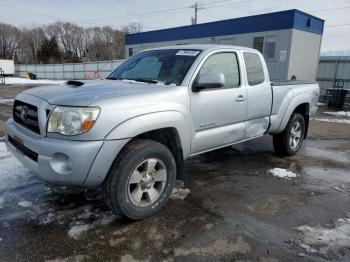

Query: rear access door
242;52;272;138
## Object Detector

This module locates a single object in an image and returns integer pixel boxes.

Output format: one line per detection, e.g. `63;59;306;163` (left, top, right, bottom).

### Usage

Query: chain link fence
317;56;350;95
14;57;350;91
15;60;125;80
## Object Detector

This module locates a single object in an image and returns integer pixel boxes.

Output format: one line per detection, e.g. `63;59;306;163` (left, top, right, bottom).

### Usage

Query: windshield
107;49;201;86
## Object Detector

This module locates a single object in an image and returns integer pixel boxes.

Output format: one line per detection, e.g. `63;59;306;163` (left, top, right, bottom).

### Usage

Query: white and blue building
125;9;324;81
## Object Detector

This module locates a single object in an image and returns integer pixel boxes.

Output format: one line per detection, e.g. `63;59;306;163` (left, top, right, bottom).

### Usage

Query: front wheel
273;113;306;156
103;139;176;220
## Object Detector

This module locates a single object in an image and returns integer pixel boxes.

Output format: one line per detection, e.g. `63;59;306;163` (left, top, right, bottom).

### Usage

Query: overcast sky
0;0;349;52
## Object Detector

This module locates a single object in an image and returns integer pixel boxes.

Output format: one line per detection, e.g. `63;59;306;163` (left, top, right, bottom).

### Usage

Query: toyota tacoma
5;45;320;219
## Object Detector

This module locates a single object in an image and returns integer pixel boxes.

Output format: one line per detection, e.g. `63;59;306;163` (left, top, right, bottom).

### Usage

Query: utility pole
191;2;199;25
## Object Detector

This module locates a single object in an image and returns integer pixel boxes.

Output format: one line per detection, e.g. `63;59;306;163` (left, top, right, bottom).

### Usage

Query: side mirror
192;72;225;92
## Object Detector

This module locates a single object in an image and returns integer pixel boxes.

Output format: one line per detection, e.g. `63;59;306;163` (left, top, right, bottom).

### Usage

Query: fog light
50;153;73;175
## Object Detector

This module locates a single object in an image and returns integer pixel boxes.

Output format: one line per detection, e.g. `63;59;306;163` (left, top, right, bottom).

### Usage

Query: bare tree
122;22;143;34
19;27;46;63
1;21;141;63
0;23;21;60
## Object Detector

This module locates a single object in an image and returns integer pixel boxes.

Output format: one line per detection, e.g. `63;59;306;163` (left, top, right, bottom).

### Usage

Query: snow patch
170;180;191;200
4;77;65;85
0;98;14;105
314;118;350;124
68;224;91;239
0;142;34;192
17;201;33;208
296;218;350;259
171;188;191;200
269;168;299;179
324;111;350;117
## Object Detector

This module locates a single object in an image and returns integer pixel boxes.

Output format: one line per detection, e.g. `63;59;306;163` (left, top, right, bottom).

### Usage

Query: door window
243;52;265;86
197;52;240;88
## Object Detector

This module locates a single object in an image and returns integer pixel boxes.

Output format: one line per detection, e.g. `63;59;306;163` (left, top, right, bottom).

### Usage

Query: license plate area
8;135;39;162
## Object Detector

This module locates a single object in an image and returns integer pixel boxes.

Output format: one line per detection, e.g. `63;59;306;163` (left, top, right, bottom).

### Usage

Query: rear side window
197;52;240;88
243;52;265;86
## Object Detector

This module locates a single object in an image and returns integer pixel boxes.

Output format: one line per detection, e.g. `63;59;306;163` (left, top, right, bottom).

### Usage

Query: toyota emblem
21;107;28;121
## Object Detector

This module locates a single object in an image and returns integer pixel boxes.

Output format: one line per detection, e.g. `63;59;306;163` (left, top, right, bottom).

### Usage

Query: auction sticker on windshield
176;50;200;56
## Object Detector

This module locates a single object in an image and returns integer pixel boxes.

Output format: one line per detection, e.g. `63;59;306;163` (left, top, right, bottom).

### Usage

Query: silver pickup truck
6;45;319;219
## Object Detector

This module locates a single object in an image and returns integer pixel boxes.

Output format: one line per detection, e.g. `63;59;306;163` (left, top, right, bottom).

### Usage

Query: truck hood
22;80;167;106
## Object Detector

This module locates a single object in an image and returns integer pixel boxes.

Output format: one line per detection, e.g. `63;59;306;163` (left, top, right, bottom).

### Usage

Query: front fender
105;111;191;157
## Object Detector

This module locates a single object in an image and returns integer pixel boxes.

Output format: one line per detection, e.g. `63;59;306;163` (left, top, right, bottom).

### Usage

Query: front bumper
6;118;129;186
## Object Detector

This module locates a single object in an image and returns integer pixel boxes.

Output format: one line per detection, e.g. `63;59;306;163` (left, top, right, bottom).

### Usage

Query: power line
0;2;66;21
309;6;350;12
78;6;190;23
326;23;350;27
77;0;253;23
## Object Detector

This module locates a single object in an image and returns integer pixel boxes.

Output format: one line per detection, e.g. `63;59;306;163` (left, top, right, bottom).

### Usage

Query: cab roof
147;44;257;53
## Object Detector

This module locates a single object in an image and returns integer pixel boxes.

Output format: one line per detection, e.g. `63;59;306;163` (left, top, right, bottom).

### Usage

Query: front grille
8;136;38;162
13;100;40;134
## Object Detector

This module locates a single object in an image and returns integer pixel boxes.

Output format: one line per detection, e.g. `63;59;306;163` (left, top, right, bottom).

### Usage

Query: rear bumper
5;118;129;186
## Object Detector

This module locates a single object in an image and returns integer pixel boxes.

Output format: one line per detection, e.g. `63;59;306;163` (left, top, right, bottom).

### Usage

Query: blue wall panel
126;9;324;45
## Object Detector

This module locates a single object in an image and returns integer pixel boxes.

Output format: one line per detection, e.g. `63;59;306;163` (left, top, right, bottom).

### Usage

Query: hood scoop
66;80;85;87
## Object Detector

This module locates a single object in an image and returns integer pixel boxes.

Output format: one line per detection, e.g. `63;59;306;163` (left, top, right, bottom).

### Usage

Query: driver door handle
235;95;246;102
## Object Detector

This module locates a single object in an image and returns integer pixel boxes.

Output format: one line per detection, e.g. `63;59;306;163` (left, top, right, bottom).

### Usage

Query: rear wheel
273;113;305;156
103;139;176;220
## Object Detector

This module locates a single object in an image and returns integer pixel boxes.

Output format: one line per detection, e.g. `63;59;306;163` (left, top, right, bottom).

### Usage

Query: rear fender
276;94;310;133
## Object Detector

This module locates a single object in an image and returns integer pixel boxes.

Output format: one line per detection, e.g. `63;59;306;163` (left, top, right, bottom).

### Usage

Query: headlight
47;106;100;135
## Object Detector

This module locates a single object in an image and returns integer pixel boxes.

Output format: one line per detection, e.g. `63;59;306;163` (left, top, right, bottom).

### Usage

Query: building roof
126;9;324;46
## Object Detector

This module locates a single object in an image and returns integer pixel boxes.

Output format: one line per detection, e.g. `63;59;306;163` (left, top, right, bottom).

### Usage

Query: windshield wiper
106;77;161;84
106;76;120;80
121;78;160;84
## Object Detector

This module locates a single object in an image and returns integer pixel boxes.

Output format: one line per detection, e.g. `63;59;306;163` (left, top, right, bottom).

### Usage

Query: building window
128;48;133;57
243;52;265;86
264;36;276;59
253;37;264;54
197;52;240;88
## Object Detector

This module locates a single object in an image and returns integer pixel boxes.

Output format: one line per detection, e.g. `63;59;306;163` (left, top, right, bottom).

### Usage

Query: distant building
125;9;324;81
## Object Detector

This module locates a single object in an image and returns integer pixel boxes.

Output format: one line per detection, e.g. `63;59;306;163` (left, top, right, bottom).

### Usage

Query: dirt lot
0;84;349;261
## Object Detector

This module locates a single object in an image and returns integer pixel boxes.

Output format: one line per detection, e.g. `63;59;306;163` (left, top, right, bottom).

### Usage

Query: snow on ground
296;217;350;259
170;180;191;200
68;209;117;239
17;201;33;208
68;224;91;239
314;118;350;124
0;141;189;240
324;111;350;117
0;142;34;192
4;77;65;85
171;188;191;200
0;98;14;105
269;168;299;179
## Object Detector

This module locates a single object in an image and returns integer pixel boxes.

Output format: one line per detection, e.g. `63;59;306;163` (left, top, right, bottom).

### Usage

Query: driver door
190;51;248;154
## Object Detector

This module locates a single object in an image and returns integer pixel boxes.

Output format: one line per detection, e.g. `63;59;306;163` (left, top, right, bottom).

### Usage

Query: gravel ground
0;84;349;261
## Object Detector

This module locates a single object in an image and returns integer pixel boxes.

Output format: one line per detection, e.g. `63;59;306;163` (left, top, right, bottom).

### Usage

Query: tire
103;139;177;220
273;113;306;156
